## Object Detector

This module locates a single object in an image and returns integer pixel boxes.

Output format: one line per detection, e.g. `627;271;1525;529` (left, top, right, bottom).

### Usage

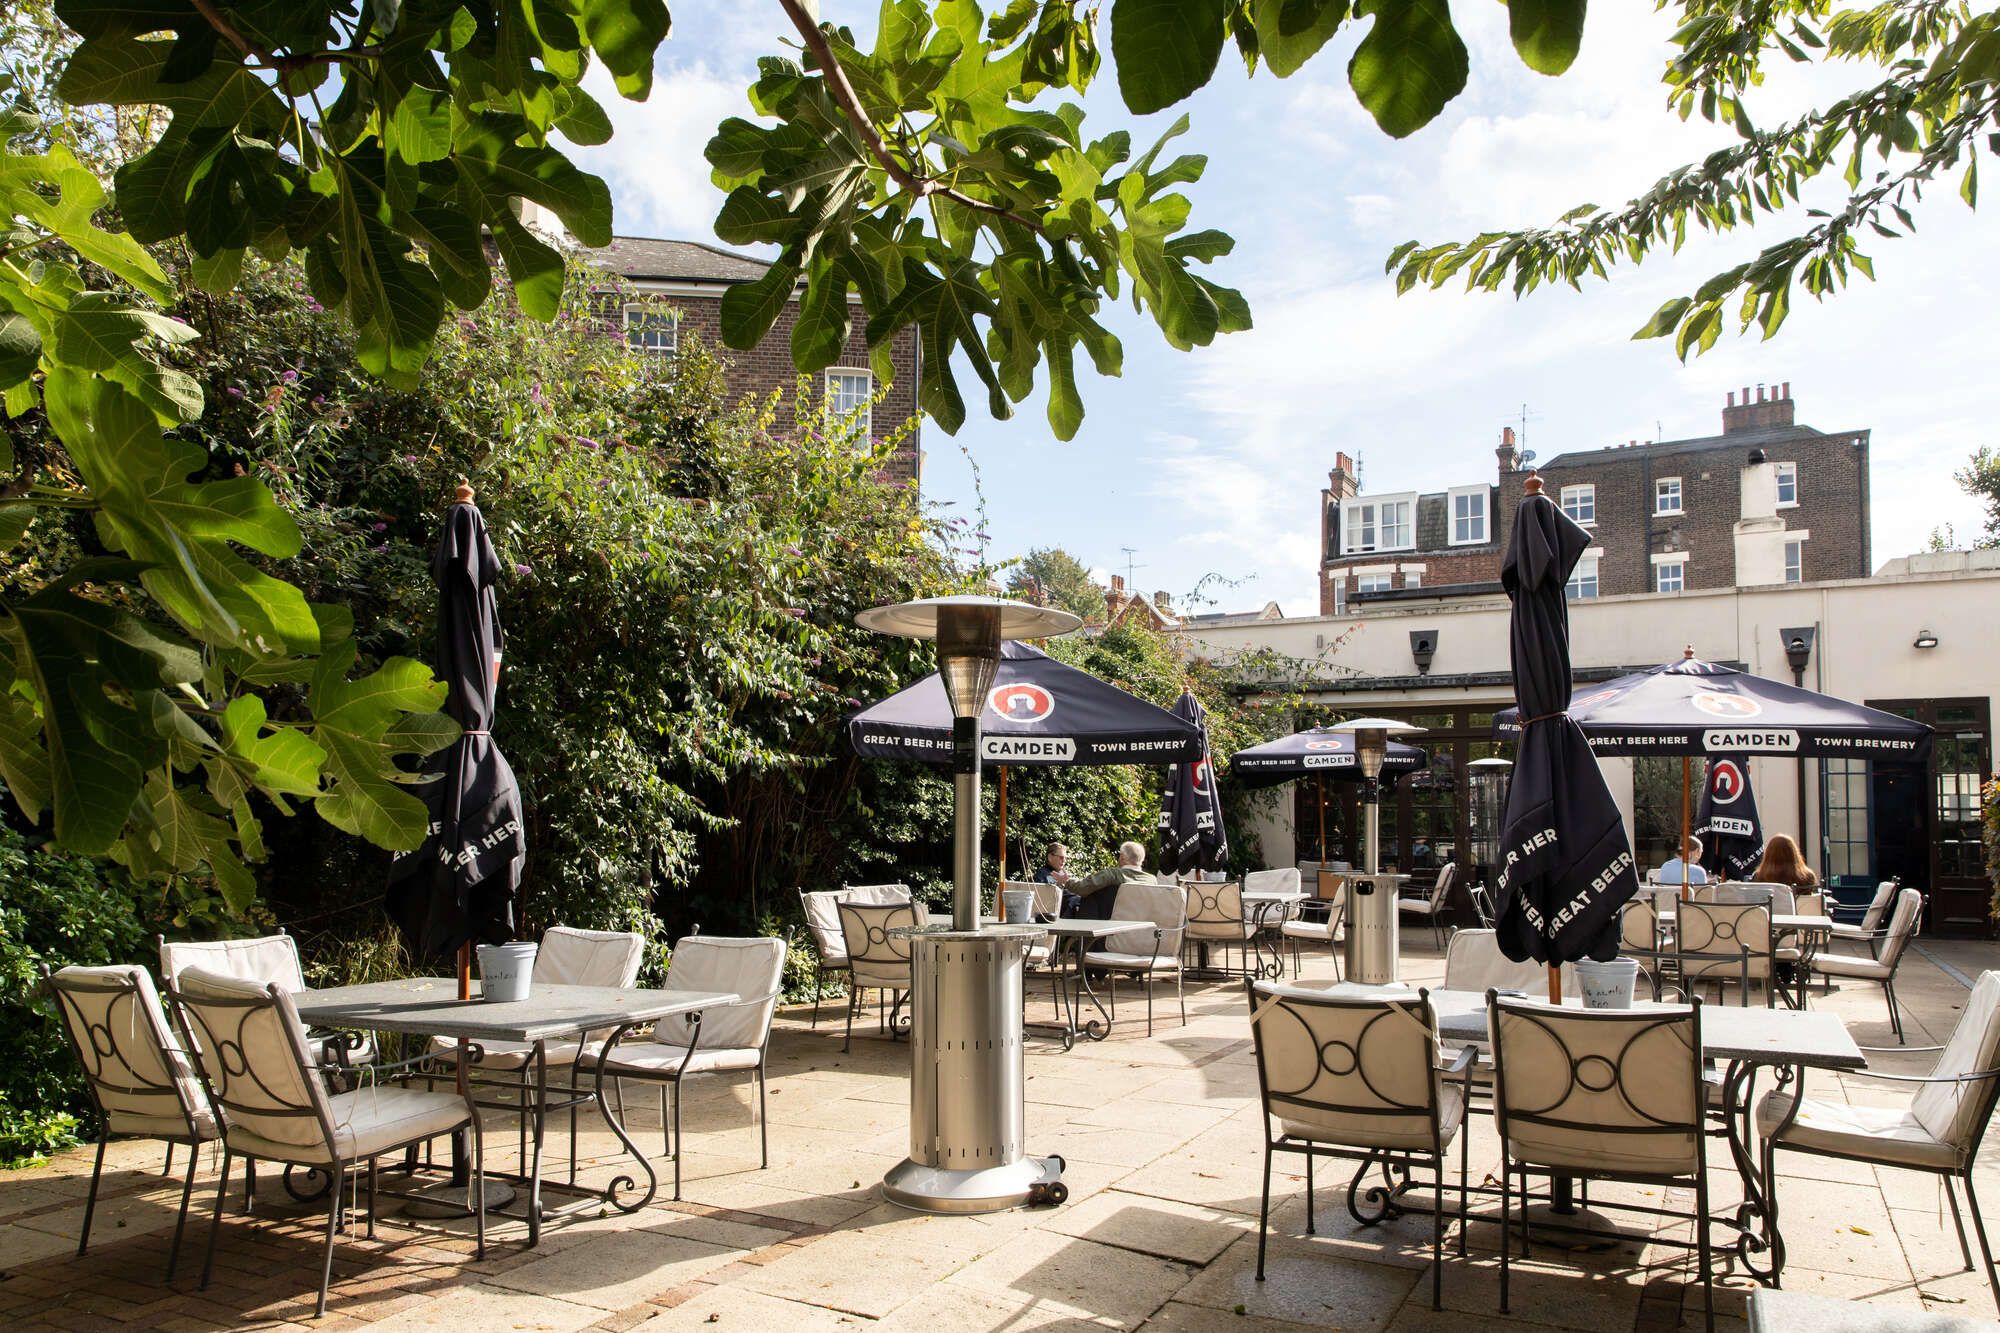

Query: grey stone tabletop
294;977;739;1043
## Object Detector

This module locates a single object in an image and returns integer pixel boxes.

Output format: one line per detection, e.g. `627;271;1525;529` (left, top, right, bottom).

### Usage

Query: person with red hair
1752;833;1821;890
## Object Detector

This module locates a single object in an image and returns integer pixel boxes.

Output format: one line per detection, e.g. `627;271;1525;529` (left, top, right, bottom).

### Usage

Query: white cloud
576;63;750;240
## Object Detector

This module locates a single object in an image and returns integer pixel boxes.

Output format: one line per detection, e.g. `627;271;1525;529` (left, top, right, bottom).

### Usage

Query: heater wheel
1026;1181;1069;1207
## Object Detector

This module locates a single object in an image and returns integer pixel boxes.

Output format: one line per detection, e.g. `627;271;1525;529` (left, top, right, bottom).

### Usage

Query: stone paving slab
4;930;1999;1331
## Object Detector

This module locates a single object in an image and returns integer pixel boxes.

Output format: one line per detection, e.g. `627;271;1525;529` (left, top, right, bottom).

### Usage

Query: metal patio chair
1280;878;1345;980
1755;968;2000;1312
1488;992;1715;1331
1398;862;1458;952
170;967;482;1319
1814;886;1924;1043
1183;880;1256;979
43;964;222;1280
1247;982;1471;1311
591;935;784;1201
1674;900;1772;1007
837;900;920;1052
1084;881;1188;1034
797;883;911;1027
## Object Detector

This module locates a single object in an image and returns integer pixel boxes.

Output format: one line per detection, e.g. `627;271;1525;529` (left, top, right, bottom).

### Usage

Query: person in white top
1654;835;1710;887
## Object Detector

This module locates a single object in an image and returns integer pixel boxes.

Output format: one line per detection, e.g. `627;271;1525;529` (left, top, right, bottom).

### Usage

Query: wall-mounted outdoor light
1409;629;1438;676
1780;626;1816;680
1913;629;1940;650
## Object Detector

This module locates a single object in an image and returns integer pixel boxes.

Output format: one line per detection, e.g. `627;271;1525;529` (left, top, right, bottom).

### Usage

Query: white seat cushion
1082;950;1179;971
427;1035;585;1070
1757;1091;1958;1170
1282;1081;1465;1154
226;1087;469;1164
1814;953;1891;980
1281;920;1334;941
595;1043;762;1076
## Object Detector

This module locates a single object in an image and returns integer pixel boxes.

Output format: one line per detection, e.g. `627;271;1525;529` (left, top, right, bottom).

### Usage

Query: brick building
1318;384;1870;611
586;234;924;485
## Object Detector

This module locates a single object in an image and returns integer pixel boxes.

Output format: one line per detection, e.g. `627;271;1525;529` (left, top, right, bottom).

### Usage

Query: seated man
1034;842;1072;888
1062;840;1153;921
1654;835;1710;887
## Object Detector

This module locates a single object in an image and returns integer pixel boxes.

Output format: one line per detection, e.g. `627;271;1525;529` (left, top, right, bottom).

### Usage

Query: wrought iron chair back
169;968;335;1153
1487;994;1704;1178
838;901;920;990
1247;983;1446;1150
1675;901;1772;996
1183;880;1249;941
46;966;209;1141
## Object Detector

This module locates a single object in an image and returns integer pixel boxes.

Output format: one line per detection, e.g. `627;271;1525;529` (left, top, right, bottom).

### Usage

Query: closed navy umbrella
386;486;526;969
1157;692;1227;875
1491;478;1639;971
1695;755;1765;880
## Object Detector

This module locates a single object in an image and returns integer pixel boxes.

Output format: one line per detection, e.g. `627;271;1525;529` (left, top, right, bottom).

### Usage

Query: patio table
1026;921;1126;1049
296;977;737;1244
1323;983;1865;1283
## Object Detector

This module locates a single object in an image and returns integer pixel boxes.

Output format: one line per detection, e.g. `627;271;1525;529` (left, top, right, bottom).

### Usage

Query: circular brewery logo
1190;757;1212;794
1570;688;1619;712
1709;758;1746;805
988;682;1056;724
1303;738;1346;750
1692;691;1762;720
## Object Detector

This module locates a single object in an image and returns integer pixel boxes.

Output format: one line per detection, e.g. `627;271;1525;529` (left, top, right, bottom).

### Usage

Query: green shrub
0;814;161;1165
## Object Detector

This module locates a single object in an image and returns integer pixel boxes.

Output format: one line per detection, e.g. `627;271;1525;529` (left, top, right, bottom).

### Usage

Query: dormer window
1448;486;1488;545
1341;493;1415;554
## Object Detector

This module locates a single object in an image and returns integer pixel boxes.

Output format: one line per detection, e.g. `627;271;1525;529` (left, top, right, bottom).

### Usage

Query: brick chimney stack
1327;451;1359;502
1722;380;1796;434
1495;425;1522;480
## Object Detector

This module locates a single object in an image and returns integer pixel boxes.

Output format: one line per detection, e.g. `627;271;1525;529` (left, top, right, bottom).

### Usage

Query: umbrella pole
997;766;1009;916
1547;965;1562;1004
1681;756;1692;902
1316;774;1326;862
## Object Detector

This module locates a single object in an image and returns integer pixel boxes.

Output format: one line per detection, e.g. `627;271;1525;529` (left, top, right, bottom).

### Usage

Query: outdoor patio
4;933;1996;1333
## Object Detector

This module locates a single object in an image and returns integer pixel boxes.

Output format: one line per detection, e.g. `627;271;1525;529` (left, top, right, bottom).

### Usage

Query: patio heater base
882;1154;1066;1215
883;926;1063;1216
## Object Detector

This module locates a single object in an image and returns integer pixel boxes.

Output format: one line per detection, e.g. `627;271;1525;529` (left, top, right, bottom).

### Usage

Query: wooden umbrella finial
452;480;475;506
1522;470;1544;496
1683;643;1695;659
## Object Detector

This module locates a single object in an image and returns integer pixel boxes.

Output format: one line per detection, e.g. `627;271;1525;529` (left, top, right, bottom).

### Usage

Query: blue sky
573;2;1998;615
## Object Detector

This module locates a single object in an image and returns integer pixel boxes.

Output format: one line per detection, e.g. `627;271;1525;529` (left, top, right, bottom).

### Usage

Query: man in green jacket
1064;841;1154;921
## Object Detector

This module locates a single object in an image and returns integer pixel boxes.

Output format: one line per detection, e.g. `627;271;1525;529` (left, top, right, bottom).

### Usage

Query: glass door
1866;697;1992;937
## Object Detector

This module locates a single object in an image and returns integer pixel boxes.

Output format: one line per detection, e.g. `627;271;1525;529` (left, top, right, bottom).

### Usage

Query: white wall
1189;567;2000;863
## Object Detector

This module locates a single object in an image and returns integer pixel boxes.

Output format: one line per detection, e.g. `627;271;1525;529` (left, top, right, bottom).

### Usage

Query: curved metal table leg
1073;936;1112;1042
591;1021;659;1215
1724;1058;1798;1282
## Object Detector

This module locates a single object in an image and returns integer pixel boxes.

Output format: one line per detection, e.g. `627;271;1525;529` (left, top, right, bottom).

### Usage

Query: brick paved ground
4;932;1997;1331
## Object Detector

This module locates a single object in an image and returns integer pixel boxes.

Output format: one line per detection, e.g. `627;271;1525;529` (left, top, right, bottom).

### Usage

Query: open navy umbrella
1491;479;1639;970
1226;728;1427;789
848;640;1201;883
1493;653;1933;761
1227;726;1428;864
1157;692;1227;875
386;487;525;967
1695;755;1765;880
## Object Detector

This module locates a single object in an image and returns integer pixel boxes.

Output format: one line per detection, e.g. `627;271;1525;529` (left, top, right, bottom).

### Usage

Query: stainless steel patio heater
1328;717;1424;984
854;595;1081;1214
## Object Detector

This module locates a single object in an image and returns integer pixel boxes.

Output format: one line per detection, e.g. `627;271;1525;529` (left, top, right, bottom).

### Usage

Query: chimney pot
1502;426;1516;446
1781;380;1790;399
1154;590;1171;610
1757;383;1766;402
1727;390;1736;407
1110;574;1124;593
